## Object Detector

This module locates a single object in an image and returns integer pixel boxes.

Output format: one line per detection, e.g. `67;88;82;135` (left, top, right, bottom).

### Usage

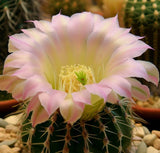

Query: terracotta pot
0;99;20;117
132;104;160;130
132;104;160;120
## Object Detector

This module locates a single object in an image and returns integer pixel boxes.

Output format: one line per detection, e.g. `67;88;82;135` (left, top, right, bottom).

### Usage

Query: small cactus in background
0;0;40;67
40;0;92;17
123;0;160;71
122;0;160;94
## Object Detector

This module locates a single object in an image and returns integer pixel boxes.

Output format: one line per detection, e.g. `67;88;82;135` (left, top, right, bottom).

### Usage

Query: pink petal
9;34;34;52
27;94;49;127
107;59;148;79
21;29;55;59
108;40;151;65
23;75;52;99
127;78;150;101
38;91;67;116
66;102;85;124
92;13;104;25
11;64;41;79
72;90;91;105
100;75;132;98
93;15;119;34
27;94;40;115
114;32;143;46
107;91;119;104
31;104;49;127
87;15;118;53
4;51;36;69
11;81;25;100
93;28;132;65
65;12;94;63
21;28;68;69
85;84;112;102
19;29;65;72
86;15;120;64
32;21;65;57
59;97;84;124
51;13;70;40
68;12;93;45
32;20;53;33
138;61;159;86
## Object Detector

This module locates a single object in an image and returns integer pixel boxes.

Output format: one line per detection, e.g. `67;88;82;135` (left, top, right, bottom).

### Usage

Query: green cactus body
41;0;90;17
123;0;160;70
20;99;133;153
0;0;40;66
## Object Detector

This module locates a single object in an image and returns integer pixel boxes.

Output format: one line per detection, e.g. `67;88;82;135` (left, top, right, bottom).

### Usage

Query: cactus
0;0;40;67
122;0;160;95
20;98;133;153
40;0;92;17
122;0;160;71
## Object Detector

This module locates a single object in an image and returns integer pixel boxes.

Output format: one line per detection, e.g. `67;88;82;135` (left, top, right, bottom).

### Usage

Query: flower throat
59;64;95;93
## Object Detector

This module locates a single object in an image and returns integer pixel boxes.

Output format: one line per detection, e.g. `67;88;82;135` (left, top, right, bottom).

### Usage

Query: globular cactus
122;0;160;71
0;0;40;67
40;0;92;17
20;99;133;153
122;0;160;95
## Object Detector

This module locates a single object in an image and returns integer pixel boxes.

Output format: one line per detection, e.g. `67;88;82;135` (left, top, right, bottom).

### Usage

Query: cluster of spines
20;99;133;153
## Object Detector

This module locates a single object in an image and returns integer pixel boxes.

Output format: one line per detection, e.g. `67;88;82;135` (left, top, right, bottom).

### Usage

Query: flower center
59;64;95;93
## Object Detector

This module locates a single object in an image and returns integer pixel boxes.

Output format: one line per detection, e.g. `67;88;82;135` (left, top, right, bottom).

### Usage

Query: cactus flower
0;12;159;126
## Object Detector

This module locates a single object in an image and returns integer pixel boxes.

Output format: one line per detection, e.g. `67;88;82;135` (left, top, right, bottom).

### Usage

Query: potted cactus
0;12;159;153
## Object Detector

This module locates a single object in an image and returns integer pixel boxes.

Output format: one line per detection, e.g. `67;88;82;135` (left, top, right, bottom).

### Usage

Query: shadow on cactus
0;12;159;153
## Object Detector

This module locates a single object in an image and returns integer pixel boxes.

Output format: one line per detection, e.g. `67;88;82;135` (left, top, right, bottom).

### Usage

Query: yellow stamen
59;64;95;93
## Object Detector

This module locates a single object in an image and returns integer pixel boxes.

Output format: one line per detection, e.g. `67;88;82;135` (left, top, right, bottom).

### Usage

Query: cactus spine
20;99;133;153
